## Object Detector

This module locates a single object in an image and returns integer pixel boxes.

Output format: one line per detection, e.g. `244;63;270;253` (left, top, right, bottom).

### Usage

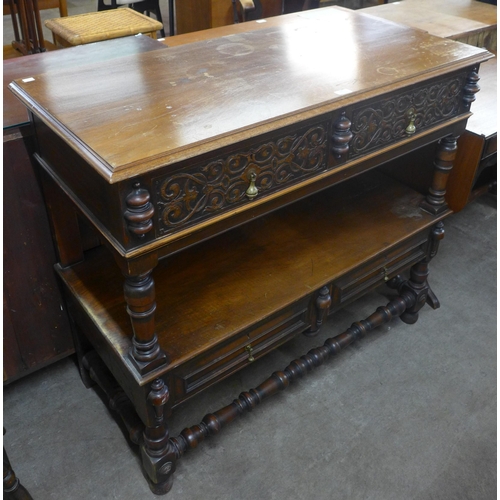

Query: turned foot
388;222;444;324
141;379;177;495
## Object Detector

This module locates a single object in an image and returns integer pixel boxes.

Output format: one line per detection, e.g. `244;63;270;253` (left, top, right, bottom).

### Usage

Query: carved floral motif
154;125;328;234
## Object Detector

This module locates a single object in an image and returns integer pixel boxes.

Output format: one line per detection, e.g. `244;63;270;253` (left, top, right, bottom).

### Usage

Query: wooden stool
45;8;163;48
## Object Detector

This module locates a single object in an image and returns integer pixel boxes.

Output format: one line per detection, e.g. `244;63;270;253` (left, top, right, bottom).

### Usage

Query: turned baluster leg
421;135;458;215
170;292;416;459
124;270;168;374
388;222;444;324
304;285;332;337
141;379;177;495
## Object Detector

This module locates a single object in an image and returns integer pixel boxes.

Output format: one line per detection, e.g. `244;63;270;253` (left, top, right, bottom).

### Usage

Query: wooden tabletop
9;7;491;182
363;0;496;40
3;35;167;130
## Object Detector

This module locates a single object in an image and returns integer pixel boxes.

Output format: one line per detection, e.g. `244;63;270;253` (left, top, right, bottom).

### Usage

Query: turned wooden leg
171;292;417;458
3;431;33;500
304;285;332;337
82;351;144;445
78;352;176;494
141;379;177;495
421;135;458;215
124;271;168;374
387;222;444;324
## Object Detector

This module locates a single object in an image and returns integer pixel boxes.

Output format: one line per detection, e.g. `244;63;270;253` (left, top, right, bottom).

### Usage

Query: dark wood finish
3;35;167;129
382;57;497;213
3;431;34;500
8;9;492;494
171;225;443;457
3;0;67;17
421;135;459;215
82;351;143;445
6;0;47;55
2;36;167;384
55;172;449;399
174;0;307;34
3;129;74;384
447;56;497;211
364;0;497;52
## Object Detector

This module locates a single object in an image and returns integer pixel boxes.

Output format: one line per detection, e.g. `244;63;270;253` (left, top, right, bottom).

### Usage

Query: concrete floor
3;193;497;499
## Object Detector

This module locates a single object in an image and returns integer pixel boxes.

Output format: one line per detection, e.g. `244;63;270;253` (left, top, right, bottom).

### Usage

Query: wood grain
3;35;166;129
57;172;449;383
364;0;496;39
9;7;491;182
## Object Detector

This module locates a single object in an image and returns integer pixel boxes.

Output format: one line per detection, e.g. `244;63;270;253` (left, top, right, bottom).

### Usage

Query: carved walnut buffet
9;7;492;495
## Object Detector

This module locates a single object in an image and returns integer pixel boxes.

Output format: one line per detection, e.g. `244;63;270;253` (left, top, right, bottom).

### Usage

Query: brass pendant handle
245;171;258;200
245;345;255;362
405;108;416;136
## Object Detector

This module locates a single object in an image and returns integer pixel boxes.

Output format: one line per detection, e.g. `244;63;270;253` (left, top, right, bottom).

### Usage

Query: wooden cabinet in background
3;126;74;384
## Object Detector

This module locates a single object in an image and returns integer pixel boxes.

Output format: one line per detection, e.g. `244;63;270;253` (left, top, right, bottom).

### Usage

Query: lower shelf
57;170;450;409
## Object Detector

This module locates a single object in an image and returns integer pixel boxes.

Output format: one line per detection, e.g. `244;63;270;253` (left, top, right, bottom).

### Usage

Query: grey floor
3;193;497;499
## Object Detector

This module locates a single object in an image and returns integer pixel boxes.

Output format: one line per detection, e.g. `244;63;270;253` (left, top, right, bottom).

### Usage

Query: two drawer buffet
9;7;492;495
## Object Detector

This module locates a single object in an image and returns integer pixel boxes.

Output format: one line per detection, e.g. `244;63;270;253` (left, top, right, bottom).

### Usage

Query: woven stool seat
45;8;163;47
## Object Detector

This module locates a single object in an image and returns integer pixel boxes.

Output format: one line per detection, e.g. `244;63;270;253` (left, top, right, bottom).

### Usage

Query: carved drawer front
171;301;311;405
330;233;429;310
330;69;475;166
152;121;329;237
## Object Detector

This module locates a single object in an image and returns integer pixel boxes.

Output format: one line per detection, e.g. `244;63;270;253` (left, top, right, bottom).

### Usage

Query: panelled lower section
56;171;450;416
171;303;311;404
330;234;428;309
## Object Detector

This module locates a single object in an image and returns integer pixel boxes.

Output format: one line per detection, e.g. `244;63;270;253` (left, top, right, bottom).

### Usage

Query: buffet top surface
9;7;491;183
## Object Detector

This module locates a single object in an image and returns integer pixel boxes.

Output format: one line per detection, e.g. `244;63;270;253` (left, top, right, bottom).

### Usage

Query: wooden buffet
8;7;492;495
3;36;167;384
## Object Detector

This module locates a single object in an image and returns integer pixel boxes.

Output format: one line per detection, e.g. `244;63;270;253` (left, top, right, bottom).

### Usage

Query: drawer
171;301;311;405
151;70;472;239
152;120;330;238
343;70;470;162
330;233;429;310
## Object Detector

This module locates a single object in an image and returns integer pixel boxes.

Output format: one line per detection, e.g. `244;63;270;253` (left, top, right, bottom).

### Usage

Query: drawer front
330;233;429;310
171;301;311;405
147;69;474;241
152;121;330;237
345;71;468;161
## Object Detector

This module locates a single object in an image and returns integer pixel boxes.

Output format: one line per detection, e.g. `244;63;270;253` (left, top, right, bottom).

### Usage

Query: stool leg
3;431;33;500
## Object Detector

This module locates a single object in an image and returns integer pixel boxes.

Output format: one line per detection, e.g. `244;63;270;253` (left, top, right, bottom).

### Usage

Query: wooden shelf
57;171;448;389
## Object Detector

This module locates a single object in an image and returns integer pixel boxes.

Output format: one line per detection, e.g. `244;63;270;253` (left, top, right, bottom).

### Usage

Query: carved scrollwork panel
153;124;328;235
349;74;465;159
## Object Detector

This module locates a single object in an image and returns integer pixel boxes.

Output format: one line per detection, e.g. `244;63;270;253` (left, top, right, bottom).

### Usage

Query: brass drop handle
383;266;389;282
245;171;258;200
405;108;416;136
245;345;255;362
